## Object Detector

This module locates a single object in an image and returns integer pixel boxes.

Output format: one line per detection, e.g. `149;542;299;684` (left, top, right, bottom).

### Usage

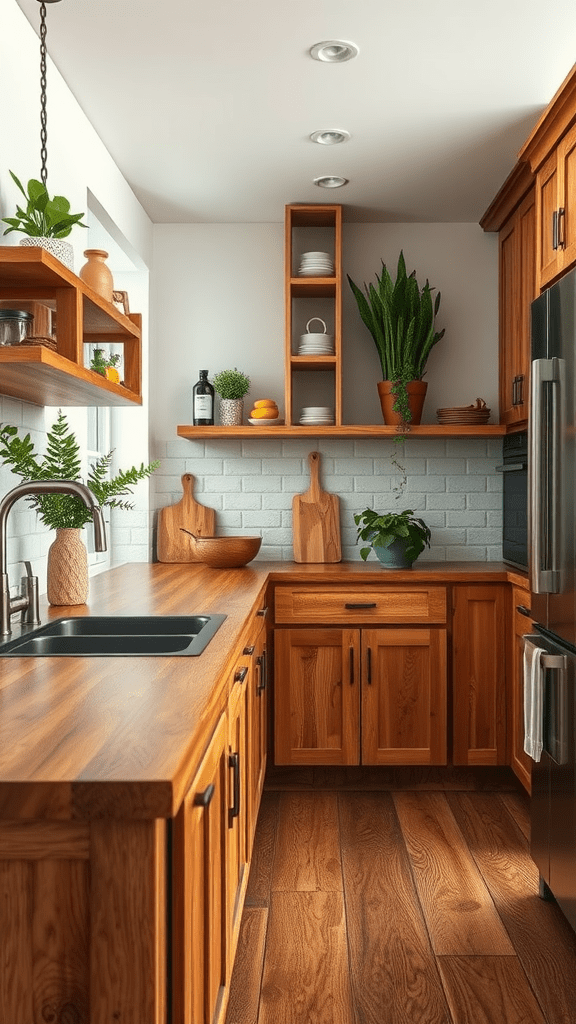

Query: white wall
150;222;502;562
0;0;154;592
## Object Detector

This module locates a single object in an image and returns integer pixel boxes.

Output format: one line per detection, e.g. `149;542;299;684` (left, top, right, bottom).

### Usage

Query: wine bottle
192;370;215;425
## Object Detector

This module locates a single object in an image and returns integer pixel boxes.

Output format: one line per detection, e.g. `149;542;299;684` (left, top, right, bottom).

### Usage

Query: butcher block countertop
0;560;528;821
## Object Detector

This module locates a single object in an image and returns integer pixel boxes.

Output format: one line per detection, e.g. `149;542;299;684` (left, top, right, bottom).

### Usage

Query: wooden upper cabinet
498;187;536;426
535;122;576;288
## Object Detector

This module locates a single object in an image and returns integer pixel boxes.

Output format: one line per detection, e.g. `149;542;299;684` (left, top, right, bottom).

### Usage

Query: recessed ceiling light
313;176;349;189
310;40;359;63
310;129;350;146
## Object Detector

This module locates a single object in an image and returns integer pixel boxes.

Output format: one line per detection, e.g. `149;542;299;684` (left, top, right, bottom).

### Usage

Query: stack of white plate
299;406;335;425
297;251;335;277
298;339;335;355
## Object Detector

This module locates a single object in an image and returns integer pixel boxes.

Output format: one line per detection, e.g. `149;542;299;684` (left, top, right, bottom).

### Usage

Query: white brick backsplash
487;510;503;527
204;441;243;459
224;458;262;475
435;527;467;546
404;439;447;458
354;475;387;493
466;457;500;474
242;511;282;528
488;475;503;491
204;476;242;492
426;493;466;510
447;476;487;492
335;457;373;475
446;438;489;457
427;458;466;474
183;458;223;475
467;492;502;510
218;512;243;529
446;545;489;560
447;511;486;527
466;527;502;545
223;493;262;510
261;457;303;475
406;476;446;493
243;476;283;492
243;440;284;458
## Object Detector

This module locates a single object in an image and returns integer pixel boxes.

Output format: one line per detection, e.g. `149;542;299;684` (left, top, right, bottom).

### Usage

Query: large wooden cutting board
292;451;341;563
157;473;216;562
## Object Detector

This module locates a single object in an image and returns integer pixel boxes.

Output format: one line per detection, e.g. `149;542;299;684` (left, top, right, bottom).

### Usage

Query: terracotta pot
79;249;114;302
377;380;428;427
47;528;88;606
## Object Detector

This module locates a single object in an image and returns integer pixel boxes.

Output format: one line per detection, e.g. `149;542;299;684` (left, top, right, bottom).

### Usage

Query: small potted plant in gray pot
2;171;88;272
353;507;431;568
212;368;251;426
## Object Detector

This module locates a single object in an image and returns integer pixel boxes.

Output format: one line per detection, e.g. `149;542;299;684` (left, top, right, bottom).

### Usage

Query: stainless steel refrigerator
527;267;576;930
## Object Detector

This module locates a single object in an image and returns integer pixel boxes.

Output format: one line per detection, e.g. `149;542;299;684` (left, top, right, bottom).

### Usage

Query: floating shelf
177;423;507;440
0;246;142;407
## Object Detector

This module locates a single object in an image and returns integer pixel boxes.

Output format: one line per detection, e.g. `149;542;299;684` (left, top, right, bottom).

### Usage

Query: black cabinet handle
345;602;377;609
243;644;255;656
558;207;566;248
229;753;240;820
512;377;518;406
366;647;372;684
194;784;214;808
553;209;559;250
516;374;524;405
517;605;532;618
234;666;248;684
257;606;268;618
256;652;267;694
349;647;354;685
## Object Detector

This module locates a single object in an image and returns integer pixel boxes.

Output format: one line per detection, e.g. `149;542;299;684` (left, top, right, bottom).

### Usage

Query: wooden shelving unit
284;204;342;426
0;246;142;406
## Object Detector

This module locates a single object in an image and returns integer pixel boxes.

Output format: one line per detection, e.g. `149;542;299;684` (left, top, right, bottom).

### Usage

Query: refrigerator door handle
530;357;563;594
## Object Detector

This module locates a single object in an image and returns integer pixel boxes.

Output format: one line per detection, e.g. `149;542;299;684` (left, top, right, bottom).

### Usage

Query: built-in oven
496;432;528;571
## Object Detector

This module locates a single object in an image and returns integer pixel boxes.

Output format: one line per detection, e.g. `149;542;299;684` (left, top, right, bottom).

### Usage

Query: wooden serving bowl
182;530;262;568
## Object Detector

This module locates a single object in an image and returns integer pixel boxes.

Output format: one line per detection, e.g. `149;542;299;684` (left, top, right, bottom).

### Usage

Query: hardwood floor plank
339;792;451;1024
258;891;354;1024
447;791;576;1024
225;907;267;1024
499;790;531;843
271;792;342;892
393;791;515;955
437;955;546;1024
245;791;280;907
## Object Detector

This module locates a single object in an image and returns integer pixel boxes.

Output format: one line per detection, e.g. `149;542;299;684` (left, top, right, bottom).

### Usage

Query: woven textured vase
19;236;74;272
219;398;244;426
47;528;89;606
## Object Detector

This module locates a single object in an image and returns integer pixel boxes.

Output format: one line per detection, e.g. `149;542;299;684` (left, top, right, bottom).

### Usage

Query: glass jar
0;309;33;346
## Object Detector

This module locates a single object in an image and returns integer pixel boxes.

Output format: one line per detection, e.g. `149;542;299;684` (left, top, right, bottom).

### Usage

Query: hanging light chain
39;1;48;186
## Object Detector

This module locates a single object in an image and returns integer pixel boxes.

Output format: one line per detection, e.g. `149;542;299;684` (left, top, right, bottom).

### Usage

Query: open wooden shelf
0;246;142;406
177;423;507;440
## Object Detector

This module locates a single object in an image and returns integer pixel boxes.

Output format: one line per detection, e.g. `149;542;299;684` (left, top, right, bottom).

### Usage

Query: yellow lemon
250;407;278;419
254;399;278;409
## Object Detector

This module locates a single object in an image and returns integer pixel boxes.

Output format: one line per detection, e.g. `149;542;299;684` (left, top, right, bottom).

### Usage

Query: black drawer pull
229;753;240;820
243;645;255;656
257;606;268;618
517;605;532;618
256;652;267;694
234;666;248;684
367;647;372;684
345;602;377;609
349;647;355;685
194;784;214;808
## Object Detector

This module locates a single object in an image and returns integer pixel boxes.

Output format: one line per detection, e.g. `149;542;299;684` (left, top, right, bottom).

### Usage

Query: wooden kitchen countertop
0;560;528;821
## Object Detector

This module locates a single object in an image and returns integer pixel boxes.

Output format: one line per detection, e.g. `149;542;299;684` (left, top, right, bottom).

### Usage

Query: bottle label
194;395;213;417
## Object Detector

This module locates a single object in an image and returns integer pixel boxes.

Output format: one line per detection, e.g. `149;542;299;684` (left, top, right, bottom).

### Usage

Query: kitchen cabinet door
247;620;268;844
499;187;536;425
452;585;507;765
509;587;533;793
361;628;447;765
536;122;576;288
274;627;360;765
172;712;228;1024
227;662;250;956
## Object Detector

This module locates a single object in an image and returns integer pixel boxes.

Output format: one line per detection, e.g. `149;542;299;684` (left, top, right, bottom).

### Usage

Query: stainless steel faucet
0;480;107;639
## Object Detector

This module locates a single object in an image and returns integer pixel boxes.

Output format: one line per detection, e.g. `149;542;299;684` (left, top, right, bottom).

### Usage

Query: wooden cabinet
498;187;536;425
247;612;268;843
172;711;229;1024
0;246;142;406
284;204;342;426
509;586;533;793
452;585;507;765
227;657;250;956
273;584;448;767
535;122;576;288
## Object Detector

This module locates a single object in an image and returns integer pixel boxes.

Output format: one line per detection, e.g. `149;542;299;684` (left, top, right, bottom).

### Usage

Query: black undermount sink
0;614;227;657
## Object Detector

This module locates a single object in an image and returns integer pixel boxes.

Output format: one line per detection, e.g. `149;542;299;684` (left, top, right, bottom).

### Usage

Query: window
86;405;111;572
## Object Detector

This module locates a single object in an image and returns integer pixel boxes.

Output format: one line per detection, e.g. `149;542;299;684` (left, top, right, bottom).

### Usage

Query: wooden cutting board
157;473;216;562
292;451;341;563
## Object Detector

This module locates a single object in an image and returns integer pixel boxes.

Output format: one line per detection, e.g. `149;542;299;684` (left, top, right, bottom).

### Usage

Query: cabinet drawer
274;585;446;625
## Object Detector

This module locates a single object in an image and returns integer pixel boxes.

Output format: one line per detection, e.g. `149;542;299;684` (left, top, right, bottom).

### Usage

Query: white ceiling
14;0;576;224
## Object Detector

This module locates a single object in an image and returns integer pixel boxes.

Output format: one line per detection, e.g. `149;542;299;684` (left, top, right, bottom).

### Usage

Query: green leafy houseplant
1;171;88;238
0;411;159;530
347;251;445;427
211;368;251;400
353;507;431;566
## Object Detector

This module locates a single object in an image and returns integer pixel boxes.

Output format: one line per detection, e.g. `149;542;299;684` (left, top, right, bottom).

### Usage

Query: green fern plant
0;411;159;530
347;251;445;426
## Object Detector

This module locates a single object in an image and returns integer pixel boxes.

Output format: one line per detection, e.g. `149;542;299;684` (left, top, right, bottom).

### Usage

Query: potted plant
1;170;87;271
347;251;445;429
0;410;159;605
353;507;431;568
212;368;251;426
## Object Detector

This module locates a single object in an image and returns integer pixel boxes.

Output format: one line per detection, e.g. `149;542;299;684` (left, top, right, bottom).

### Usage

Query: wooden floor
225;771;576;1024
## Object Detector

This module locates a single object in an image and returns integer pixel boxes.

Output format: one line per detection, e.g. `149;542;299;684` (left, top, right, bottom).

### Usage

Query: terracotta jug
47;528;89;606
79;249;114;302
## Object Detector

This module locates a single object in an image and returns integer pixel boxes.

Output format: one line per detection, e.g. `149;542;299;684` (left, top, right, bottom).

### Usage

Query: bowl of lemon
248;399;283;425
